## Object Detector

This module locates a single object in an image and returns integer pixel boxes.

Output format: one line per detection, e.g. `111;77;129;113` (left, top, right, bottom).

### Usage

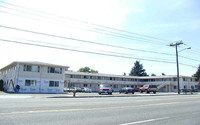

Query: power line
179;55;200;62
22;38;175;62
0;25;175;56
0;38;175;63
0;1;171;44
0;4;169;46
0;38;197;69
0;24;199;62
0;3;199;62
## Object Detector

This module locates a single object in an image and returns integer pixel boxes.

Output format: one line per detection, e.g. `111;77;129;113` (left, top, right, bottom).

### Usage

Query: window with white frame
48;67;62;74
24;65;40;72
49;81;59;87
25;80;36;86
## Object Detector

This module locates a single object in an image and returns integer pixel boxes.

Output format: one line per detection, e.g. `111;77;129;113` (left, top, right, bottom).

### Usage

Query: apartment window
174;86;177;89
113;85;118;88
24;65;40;72
49;81;59;87
173;78;177;81
84;84;87;87
184;85;187;89
183;78;187;81
48;67;62;74
25;80;36;86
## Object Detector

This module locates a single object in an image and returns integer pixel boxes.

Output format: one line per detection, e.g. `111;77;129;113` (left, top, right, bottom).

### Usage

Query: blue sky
0;0;199;76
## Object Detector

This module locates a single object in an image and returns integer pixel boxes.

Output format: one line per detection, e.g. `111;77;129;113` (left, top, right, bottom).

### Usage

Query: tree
193;65;200;81
123;72;126;76
162;73;166;76
78;67;98;73
129;61;148;76
151;73;156;76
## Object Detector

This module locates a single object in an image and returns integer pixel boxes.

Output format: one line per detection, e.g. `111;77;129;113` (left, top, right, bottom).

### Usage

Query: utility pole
170;41;183;94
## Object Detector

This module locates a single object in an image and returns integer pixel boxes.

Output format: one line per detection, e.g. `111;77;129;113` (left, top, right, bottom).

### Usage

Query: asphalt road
0;94;200;125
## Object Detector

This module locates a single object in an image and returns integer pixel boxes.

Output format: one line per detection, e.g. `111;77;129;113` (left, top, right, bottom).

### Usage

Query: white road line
119;117;170;125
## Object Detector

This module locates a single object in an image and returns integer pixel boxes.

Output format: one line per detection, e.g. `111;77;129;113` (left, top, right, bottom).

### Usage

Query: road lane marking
119;117;170;125
2;96;199;106
0;100;200;115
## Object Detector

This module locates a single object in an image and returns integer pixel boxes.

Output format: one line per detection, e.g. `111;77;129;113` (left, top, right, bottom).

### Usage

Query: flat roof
0;61;70;71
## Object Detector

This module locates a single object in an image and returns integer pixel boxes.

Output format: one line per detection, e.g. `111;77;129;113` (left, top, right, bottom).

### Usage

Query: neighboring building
0;61;69;93
195;82;200;91
65;71;196;92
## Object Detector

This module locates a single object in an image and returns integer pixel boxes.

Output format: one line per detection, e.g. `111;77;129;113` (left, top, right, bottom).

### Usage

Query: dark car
119;87;135;94
134;87;140;92
98;84;112;95
139;84;157;94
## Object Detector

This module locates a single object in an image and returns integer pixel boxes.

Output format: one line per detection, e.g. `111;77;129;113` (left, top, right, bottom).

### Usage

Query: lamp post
170;41;191;94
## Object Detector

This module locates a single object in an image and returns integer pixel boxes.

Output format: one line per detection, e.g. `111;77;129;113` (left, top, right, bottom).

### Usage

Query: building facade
0;61;196;93
0;61;69;93
65;71;196;92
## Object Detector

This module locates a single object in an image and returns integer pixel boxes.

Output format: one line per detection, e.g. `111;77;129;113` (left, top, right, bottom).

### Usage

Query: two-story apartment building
0;61;196;93
0;61;69;93
65;71;196;92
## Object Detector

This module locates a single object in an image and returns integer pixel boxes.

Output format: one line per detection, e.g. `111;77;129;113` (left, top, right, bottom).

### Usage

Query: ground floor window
49;81;59;87
25;80;36;86
113;85;118;88
174;86;177;89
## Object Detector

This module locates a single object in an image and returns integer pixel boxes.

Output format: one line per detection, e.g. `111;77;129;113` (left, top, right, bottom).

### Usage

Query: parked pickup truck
139;84;157;94
98;84;112;95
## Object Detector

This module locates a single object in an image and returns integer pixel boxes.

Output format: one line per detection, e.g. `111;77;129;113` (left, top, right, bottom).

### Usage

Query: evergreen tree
129;61;148;76
193;65;200;81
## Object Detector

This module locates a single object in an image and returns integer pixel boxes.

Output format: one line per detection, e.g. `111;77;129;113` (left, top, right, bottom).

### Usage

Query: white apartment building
65;71;196;92
0;61;196;93
0;61;69;93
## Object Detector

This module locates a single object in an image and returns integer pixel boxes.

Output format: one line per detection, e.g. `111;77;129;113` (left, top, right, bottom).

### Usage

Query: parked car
139;84;157;94
134;87;140;92
64;87;82;92
81;87;92;93
98;84;112;95
119;87;135;94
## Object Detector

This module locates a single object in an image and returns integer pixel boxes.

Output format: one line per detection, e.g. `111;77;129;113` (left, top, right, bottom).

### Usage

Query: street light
170;41;191;94
179;47;191;53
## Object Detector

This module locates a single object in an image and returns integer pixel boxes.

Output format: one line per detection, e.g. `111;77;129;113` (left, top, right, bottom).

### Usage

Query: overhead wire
21;38;175;62
0;4;170;46
0;1;171;45
0;25;199;63
0;1;199;64
0;25;175;56
0;38;198;69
